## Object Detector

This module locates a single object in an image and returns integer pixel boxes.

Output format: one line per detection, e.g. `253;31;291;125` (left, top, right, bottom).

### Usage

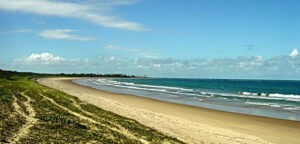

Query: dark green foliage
0;87;13;103
38;114;88;129
0;69;138;79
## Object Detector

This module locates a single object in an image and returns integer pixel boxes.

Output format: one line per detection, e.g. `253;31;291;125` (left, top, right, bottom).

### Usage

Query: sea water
73;78;300;121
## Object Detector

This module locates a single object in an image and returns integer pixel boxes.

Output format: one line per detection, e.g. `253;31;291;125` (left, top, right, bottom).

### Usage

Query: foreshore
37;77;300;144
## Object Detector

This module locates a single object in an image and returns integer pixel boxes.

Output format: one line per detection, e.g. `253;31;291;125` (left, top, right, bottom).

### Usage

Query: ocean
73;78;300;121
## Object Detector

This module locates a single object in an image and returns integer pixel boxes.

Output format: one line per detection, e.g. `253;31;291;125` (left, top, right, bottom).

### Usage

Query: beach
37;77;300;144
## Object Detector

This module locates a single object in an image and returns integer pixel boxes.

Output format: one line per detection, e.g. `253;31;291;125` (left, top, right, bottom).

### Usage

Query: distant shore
38;77;300;144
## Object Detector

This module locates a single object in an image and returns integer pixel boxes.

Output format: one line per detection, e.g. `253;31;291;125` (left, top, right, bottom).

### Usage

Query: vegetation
0;70;183;143
0;69;137;79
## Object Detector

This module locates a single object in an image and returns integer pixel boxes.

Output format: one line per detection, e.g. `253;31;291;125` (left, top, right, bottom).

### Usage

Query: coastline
37;77;300;144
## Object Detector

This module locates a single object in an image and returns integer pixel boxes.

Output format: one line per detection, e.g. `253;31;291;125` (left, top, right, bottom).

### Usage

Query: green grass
0;72;184;143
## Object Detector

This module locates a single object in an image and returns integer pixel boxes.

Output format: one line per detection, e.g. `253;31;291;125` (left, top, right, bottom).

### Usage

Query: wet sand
37;77;300;144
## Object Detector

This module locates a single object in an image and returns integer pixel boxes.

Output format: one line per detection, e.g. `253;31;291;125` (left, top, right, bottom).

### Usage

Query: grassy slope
0;74;183;143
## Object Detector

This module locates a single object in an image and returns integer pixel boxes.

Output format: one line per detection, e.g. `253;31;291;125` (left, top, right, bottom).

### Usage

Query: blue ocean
73;78;300;121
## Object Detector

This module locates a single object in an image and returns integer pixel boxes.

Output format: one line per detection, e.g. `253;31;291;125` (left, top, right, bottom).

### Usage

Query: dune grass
0;73;184;143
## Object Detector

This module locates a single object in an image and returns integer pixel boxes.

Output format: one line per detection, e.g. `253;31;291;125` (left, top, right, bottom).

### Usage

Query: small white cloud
104;44;139;52
153;64;161;67
290;48;299;58
2;29;32;34
107;56;115;62
104;44;156;58
98;56;116;63
31;18;46;24
39;29;95;41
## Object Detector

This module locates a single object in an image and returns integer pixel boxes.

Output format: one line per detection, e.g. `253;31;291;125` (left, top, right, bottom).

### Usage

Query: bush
0;88;13;103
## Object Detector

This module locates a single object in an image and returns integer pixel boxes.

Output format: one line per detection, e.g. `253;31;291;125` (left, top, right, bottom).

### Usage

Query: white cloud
290;48;299;58
104;44;156;58
39;29;95;41
91;0;140;6
31;18;46;24
99;56;115;62
0;0;145;31
13;52;89;73
21;52;65;65
104;44;139;52
2;29;32;34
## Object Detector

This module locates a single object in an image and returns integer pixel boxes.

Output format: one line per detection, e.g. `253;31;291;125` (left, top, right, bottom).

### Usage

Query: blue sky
0;0;299;79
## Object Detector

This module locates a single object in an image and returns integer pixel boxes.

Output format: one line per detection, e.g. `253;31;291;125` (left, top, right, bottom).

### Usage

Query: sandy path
9;92;38;143
37;77;300;144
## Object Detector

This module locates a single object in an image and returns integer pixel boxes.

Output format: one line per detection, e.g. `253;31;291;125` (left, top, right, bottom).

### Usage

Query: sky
0;0;299;79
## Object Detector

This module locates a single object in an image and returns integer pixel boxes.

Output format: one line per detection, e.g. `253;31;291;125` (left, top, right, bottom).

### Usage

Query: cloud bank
0;0;145;31
12;51;300;80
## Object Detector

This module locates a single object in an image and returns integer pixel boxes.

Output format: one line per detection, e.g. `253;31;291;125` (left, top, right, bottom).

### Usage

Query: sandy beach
37;77;300;144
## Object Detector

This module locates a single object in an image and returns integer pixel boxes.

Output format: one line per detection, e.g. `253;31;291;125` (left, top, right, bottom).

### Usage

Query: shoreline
37;77;300;144
73;78;300;121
